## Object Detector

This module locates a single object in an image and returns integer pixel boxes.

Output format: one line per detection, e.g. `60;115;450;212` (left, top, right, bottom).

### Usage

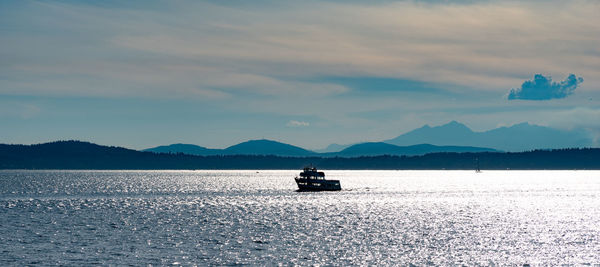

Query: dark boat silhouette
295;166;341;191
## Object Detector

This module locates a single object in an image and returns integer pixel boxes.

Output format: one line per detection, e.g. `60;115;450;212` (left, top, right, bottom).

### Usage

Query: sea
1;170;600;266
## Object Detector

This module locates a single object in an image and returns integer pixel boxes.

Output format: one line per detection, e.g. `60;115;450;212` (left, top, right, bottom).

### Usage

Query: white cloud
286;120;310;127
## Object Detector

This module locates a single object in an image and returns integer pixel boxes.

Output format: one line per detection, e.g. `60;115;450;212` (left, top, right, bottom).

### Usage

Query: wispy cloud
508;74;584;100
286;120;310;127
3;0;598;100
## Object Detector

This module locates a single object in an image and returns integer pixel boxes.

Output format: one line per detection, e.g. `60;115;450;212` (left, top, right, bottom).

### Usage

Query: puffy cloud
286;120;310;127
508;74;583;100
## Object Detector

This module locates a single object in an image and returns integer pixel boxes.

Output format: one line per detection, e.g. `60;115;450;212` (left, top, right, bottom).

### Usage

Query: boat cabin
299;166;325;180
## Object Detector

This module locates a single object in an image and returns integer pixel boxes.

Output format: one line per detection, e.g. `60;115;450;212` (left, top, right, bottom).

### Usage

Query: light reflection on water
1;170;599;265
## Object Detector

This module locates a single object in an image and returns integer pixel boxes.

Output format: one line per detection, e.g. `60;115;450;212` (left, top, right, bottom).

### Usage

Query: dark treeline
1;141;599;170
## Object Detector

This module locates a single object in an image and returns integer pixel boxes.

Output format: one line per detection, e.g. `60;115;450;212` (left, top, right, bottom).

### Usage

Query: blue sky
1;0;599;149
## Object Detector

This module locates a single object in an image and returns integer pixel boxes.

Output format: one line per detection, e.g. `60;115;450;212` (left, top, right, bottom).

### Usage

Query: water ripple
1;170;600;265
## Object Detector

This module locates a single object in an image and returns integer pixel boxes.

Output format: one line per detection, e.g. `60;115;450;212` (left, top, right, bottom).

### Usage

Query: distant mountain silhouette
223;139;316;156
144;121;594;157
2;140;599;170
314;143;351;153
385;121;593;152
0;140;151;169
144;143;222;155
145;139;317;157
330;142;497;157
146;139;494;157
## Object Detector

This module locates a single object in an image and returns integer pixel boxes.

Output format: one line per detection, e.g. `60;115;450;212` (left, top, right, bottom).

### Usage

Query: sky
1;0;599;150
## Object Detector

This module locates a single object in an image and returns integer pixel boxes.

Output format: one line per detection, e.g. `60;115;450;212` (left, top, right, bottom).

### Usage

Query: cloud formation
508;74;583;100
1;0;599;149
286;120;310;127
3;0;599;101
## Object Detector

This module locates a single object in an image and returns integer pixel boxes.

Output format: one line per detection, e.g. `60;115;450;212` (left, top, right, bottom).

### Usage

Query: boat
294;166;341;191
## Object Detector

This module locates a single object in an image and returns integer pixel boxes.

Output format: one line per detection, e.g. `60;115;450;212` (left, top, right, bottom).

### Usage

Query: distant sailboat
475;157;481;173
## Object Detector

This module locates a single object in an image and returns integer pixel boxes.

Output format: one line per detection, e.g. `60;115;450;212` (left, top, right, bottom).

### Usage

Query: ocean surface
1;170;600;266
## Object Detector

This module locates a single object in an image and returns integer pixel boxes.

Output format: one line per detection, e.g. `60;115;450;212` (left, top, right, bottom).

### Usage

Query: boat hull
295;178;341;191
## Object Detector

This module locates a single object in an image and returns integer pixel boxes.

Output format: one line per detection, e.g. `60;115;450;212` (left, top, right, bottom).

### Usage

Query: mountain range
2;140;599;170
144;139;497;157
145;121;594;157
325;142;496;157
146;140;316;157
384;121;592;152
